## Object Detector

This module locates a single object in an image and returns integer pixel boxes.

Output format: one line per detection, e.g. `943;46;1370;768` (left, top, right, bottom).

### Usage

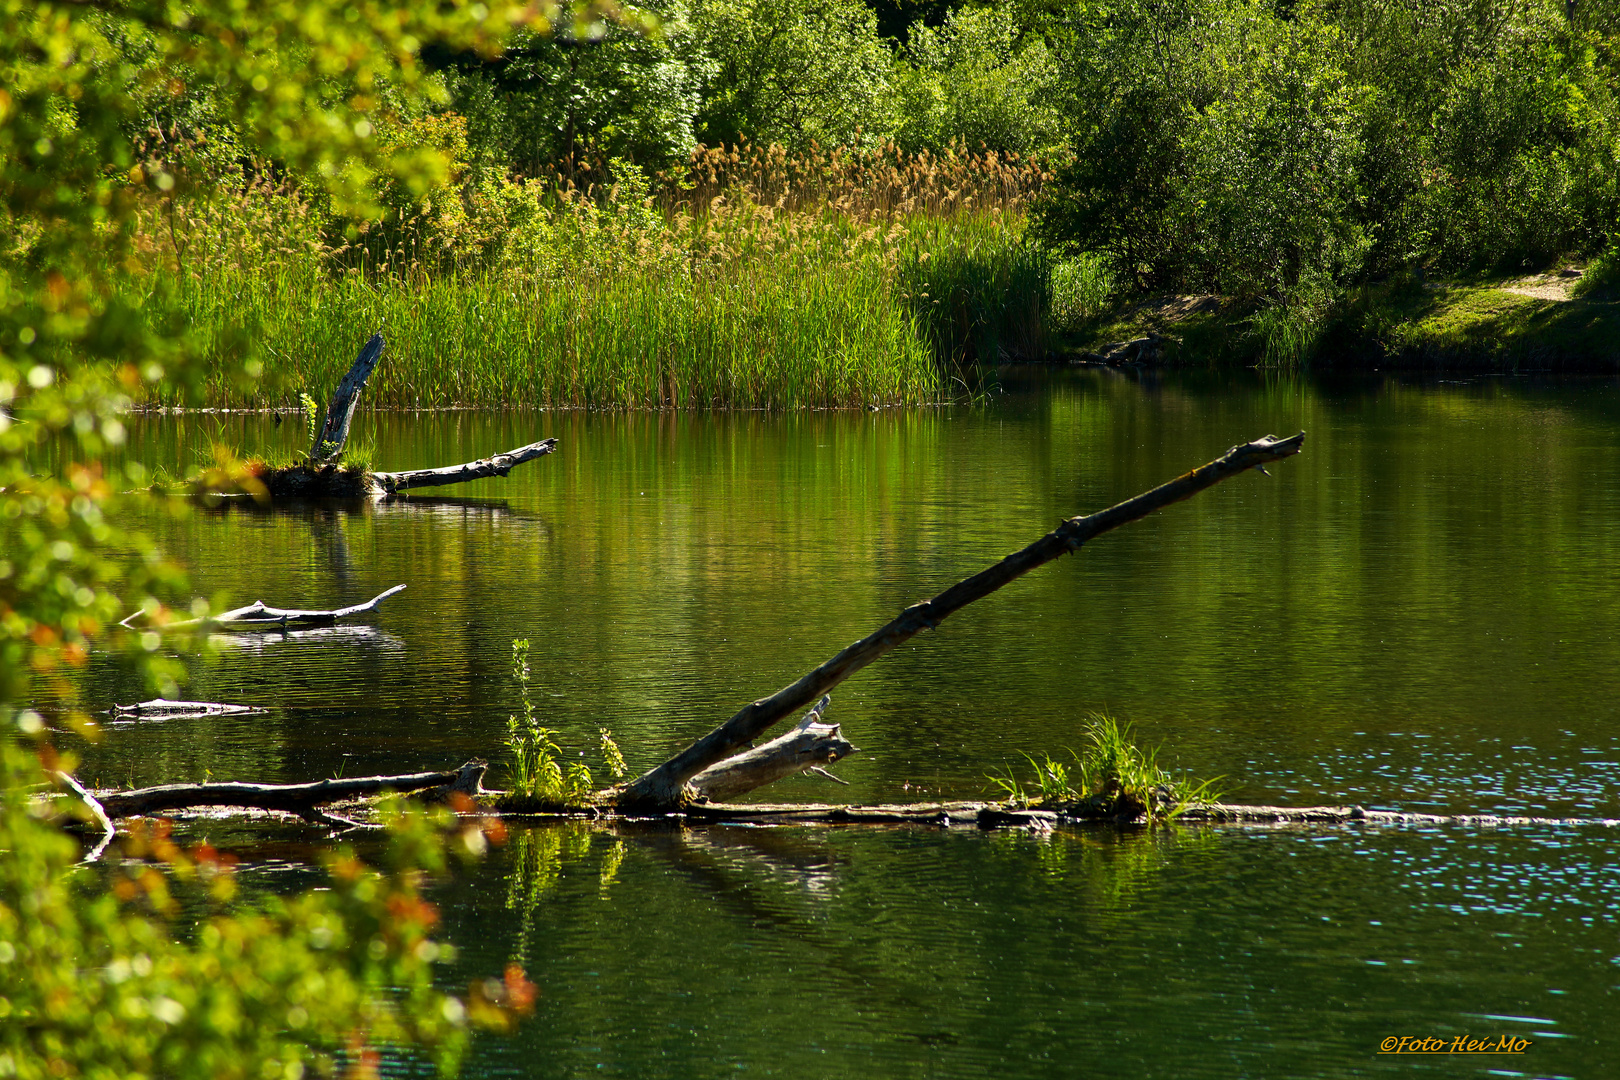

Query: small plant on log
498;639;603;811
990;714;1223;824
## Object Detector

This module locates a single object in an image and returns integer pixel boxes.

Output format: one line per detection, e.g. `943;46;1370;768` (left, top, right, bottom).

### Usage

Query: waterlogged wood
51;771;117;863
310;332;384;462
617;432;1308;809
675;800;1620;830
108;699;262;719
120;584;406;630
1176;803;1620;827
373;438;558;495
95;760;488;821
689;696;857;802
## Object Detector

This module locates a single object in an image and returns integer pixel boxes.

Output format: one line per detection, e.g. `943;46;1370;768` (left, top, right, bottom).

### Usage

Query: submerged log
617;432;1307;810
120;584;406;630
374;438;558;495
109;699;263;719
93;760;487;823
310;332;384;462
689;696;857;802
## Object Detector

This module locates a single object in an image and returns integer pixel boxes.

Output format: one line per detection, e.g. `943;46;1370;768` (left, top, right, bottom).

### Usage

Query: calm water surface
76;367;1620;1077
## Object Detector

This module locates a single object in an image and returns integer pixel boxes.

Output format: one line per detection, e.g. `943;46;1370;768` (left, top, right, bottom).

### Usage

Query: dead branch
373;438;558;495
120;584;405;630
617;432;1307;809
108;699;262;719
310;332;384;462
95;760;487;820
51;771;116;862
689;696;857;802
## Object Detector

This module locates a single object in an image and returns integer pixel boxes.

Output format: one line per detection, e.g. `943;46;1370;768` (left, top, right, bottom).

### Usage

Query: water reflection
421;818;1615;1079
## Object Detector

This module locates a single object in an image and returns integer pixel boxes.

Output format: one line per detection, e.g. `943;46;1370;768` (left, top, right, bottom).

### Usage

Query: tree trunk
616;432;1306;809
121;584;406;631
94;760;487;821
374;439;558;495
688;695;856;802
310;333;384;462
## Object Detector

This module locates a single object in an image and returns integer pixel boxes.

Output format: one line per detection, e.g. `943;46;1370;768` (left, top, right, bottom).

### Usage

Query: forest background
3;1;1620;1077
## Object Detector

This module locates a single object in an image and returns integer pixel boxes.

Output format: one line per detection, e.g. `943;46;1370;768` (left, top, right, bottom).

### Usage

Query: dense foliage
1032;0;1620;316
0;1;574;1075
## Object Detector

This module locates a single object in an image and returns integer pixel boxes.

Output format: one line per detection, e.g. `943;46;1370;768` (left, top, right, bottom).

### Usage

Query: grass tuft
989;713;1222;824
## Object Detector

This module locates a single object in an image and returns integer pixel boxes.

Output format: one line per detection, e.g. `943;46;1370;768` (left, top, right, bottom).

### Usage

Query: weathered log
94;760;487;821
689;696;857;802
51;771;117;862
617;432;1307;809
108;699;262;719
310;332;384;462
676;799;1620;830
120;584;405;630
373;438;558;495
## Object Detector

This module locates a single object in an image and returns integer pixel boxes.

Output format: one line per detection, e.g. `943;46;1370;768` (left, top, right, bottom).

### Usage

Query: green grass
988;713;1222;824
116;198;1063;411
1049;271;1620;371
131;257;942;410
1344;279;1620;369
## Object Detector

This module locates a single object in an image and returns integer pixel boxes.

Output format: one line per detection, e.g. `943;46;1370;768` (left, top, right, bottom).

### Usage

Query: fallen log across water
108;699;264;719
614;432;1308;810
119;584;406;630
259;438;558;498
59;771;1620;835
79;761;488;830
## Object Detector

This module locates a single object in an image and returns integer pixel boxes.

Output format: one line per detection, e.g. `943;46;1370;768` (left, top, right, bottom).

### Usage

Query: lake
76;366;1620;1077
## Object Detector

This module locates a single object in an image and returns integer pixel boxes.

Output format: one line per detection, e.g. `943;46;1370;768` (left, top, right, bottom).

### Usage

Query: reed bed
122;144;1056;409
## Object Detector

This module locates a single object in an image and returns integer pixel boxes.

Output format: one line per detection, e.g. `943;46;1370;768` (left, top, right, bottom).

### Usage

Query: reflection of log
95;761;487;824
109;699;261;719
51;770;117;862
374;438;558;495
690;696;856;802
120;584;405;630
310;333;384;462
618;432;1308;809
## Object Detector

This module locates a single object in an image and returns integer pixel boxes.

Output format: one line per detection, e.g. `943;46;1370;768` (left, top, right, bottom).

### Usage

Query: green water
79;367;1620;1077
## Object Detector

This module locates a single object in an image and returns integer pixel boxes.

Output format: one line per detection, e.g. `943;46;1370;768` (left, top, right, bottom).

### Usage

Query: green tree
691;0;896;149
892;5;1064;154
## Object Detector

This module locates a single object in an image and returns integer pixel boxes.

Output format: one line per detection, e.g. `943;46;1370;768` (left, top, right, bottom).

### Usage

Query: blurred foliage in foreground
0;0;613;1074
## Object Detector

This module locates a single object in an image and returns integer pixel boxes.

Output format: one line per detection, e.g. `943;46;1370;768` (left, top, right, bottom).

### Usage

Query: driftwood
109;699;262;719
617;432;1307;809
91;761;488;828
373;438;558;495
120;584;405;630
310;333;384;462
689;696;857;802
51;771;117;862
677;800;1620;830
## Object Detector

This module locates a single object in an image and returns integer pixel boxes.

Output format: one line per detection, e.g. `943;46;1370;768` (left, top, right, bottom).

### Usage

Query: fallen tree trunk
616;432;1307;810
373;438;558;495
92;761;487;825
108;699;263;719
310;332;384;462
689;696;857;802
257;438;559;498
120;584;406;630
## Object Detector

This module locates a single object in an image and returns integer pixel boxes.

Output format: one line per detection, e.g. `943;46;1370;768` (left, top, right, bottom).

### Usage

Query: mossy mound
256;461;378;498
